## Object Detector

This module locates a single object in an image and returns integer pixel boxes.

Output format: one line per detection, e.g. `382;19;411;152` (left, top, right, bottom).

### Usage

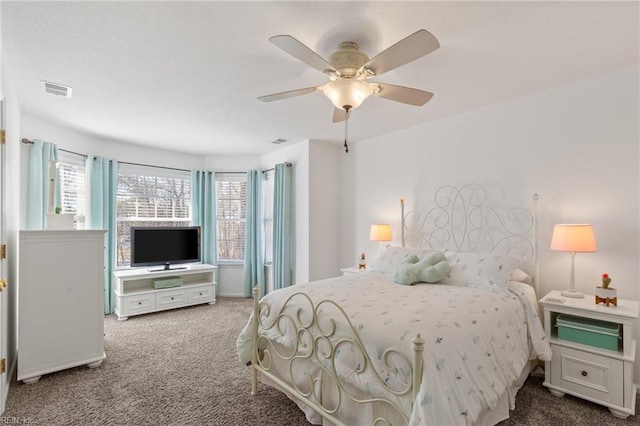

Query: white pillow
442;252;519;294
371;245;434;274
510;267;532;284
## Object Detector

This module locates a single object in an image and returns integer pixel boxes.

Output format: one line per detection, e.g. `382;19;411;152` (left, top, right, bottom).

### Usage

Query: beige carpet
3;297;638;425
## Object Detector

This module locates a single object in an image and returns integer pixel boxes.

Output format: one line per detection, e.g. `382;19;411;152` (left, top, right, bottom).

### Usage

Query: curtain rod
21;138;291;173
22;138;87;158
262;162;293;173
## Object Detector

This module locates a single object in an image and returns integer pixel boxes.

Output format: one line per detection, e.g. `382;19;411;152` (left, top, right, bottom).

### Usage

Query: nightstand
539;290;639;418
340;267;367;276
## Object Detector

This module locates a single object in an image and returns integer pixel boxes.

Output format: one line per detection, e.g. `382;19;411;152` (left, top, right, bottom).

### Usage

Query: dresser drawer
188;285;214;303
157;289;188;310
550;344;623;406
122;294;156;316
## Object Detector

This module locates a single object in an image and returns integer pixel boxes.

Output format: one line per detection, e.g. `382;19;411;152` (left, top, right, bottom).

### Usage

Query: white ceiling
2;1;638;155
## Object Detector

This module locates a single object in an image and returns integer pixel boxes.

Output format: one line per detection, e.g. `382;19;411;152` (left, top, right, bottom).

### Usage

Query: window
116;164;191;267
216;174;247;262
263;169;275;264
57;152;86;227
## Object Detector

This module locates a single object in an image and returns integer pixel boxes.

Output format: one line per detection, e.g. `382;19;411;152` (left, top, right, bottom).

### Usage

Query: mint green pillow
393;251;450;285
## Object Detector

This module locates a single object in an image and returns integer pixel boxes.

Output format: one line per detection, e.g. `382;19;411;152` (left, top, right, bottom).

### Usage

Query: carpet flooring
3;297;639;425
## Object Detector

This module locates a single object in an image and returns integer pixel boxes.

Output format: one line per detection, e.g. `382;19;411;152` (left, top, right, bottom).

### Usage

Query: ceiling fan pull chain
344;108;350;153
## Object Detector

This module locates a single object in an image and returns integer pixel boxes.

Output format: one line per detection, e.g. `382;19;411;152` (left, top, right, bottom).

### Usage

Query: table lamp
550;224;597;298
370;224;393;255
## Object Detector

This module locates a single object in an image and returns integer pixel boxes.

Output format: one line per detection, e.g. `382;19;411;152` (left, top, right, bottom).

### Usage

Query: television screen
130;226;201;270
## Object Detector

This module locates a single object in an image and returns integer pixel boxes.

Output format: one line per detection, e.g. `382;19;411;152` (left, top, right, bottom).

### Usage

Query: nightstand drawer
551;345;624;406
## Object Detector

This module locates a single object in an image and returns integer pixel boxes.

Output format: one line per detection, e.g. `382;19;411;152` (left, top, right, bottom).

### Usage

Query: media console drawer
189;285;214;303
157;289;188;309
123;294;156;316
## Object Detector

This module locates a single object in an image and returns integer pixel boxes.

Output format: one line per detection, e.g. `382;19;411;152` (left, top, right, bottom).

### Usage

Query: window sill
217;261;244;266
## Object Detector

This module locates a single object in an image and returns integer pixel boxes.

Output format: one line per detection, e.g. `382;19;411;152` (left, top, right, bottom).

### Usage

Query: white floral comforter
237;272;551;426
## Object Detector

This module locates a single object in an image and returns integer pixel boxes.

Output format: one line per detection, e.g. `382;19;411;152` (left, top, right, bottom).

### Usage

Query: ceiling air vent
40;80;73;98
269;138;288;145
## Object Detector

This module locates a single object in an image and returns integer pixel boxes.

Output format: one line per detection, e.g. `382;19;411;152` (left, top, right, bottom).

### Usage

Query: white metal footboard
250;286;425;426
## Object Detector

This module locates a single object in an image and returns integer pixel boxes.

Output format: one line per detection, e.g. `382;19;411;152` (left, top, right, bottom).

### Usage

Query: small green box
152;276;183;289
556;314;620;351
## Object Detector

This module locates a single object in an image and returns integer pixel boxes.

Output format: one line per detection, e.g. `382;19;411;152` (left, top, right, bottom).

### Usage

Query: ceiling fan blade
373;83;434;106
332;107;351;123
269;35;335;73
258;86;320;102
361;30;440;76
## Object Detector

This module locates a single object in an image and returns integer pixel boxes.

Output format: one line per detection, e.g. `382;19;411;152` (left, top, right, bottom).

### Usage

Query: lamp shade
369;224;393;242
322;79;373;110
550;224;597;253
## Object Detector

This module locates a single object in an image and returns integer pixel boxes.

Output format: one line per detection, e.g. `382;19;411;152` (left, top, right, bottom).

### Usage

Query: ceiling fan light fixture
260;30;439;115
322;79;372;110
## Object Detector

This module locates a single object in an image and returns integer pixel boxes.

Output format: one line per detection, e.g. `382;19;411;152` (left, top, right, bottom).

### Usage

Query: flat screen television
130;226;201;270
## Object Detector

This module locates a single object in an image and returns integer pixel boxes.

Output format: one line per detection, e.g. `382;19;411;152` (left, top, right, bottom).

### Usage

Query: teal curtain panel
191;170;217;269
87;156;118;314
243;170;265;297
272;163;292;290
26;139;59;229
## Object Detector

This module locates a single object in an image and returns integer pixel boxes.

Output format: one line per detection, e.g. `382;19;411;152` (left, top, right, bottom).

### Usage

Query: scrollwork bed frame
401;183;539;294
249;183;539;426
250;290;424;425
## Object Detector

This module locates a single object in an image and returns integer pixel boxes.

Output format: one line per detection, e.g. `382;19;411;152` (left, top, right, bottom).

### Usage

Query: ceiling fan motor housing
329;42;369;77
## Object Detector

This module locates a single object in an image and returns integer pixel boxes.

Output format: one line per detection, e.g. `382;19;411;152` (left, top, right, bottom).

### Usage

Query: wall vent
269;138;288;145
40;80;73;98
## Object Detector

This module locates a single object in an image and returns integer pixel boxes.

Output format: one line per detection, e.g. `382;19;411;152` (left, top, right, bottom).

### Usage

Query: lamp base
561;288;584;298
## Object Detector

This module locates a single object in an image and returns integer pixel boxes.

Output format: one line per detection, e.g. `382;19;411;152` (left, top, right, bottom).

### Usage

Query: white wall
339;66;640;381
205;155;260;173
17;119;341;298
260;139;341;288
216;264;245;297
261;140;309;287
20;114;212;226
214;139;307;296
308;141;340;281
19;116;265;298
203;153;260;297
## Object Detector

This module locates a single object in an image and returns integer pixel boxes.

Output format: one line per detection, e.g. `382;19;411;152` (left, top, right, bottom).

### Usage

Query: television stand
113;264;217;320
150;265;187;272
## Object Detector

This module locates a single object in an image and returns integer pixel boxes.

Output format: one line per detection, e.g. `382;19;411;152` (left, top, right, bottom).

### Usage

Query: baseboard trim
217;292;247;298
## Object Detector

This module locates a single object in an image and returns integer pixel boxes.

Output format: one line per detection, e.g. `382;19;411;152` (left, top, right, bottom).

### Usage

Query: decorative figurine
595;273;617;307
358;253;366;270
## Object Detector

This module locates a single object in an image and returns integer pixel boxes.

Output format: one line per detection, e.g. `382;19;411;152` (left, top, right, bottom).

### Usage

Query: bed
237;184;552;425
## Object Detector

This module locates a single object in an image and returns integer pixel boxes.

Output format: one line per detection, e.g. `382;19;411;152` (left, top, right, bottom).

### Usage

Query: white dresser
18;230;107;384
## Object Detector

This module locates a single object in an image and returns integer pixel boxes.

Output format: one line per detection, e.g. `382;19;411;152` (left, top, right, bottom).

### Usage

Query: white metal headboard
400;183;539;293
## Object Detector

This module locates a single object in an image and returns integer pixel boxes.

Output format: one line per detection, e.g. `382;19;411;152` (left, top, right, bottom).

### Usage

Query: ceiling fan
258;29;440;124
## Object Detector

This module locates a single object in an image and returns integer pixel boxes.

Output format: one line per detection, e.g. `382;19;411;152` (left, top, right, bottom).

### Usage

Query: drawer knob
170;297;174;300
138;302;142;305
581;371;588;377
